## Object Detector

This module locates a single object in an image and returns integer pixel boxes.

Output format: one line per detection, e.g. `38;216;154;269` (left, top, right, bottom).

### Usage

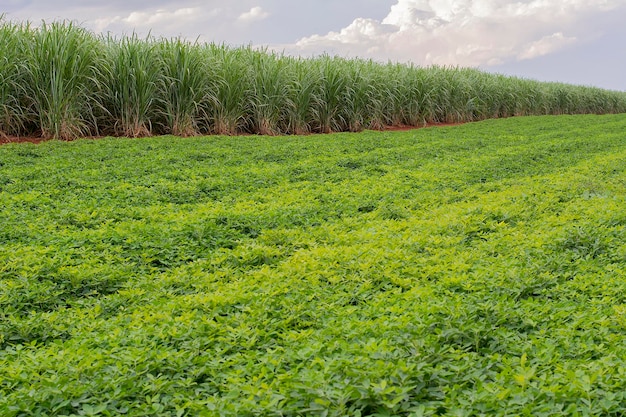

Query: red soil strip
0;136;48;145
0;122;465;146
0;135;110;145
382;122;463;132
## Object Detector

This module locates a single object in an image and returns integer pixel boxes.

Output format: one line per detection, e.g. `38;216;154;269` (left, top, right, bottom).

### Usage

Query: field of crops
2;20;626;141
1;114;626;415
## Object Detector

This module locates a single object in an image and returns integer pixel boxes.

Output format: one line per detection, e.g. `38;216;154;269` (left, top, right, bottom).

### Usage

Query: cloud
238;6;269;23
289;0;625;67
517;32;577;61
90;5;223;37
123;7;197;26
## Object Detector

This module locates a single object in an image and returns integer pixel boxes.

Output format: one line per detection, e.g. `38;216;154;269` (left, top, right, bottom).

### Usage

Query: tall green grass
284;57;320;135
204;44;253;136
1;19;625;139
25;22;103;140
159;38;210;137
101;34;162;138
0;21;30;137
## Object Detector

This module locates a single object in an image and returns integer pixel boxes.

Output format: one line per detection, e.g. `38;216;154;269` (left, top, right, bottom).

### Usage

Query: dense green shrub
2;114;626;415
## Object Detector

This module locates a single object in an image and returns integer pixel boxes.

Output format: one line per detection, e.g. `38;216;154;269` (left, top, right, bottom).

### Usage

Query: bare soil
0;122;464;146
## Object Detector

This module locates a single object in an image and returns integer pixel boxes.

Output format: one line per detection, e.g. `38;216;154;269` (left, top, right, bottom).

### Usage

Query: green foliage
1;19;626;139
204;44;254;135
23;21;104;140
0;20;31;137
248;49;292;136
2;115;626;415
158;38;210;137
101;34;163;137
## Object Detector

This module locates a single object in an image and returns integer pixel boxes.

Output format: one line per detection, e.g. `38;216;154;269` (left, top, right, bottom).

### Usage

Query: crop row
2;20;626;140
2;115;626;415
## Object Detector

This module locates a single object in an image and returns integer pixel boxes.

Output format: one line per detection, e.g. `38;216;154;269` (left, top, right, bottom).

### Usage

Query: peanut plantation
1;20;626;141
1;114;626;416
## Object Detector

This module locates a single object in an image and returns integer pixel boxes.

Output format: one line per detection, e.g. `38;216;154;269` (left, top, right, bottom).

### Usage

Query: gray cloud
290;0;626;68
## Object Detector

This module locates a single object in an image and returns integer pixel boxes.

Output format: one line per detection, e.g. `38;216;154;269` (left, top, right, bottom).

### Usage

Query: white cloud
289;0;625;67
90;6;223;36
124;7;199;26
518;32;577;61
238;6;269;23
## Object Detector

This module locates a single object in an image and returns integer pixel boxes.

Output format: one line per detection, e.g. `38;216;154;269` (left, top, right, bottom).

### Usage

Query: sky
3;0;626;91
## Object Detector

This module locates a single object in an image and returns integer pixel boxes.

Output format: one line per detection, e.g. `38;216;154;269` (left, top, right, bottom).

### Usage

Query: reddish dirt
0;136;48;145
382;122;464;131
0;122;465;146
0;134;109;145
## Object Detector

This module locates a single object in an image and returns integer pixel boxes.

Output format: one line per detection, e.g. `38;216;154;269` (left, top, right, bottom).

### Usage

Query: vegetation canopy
1;114;626;415
1;19;626;140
